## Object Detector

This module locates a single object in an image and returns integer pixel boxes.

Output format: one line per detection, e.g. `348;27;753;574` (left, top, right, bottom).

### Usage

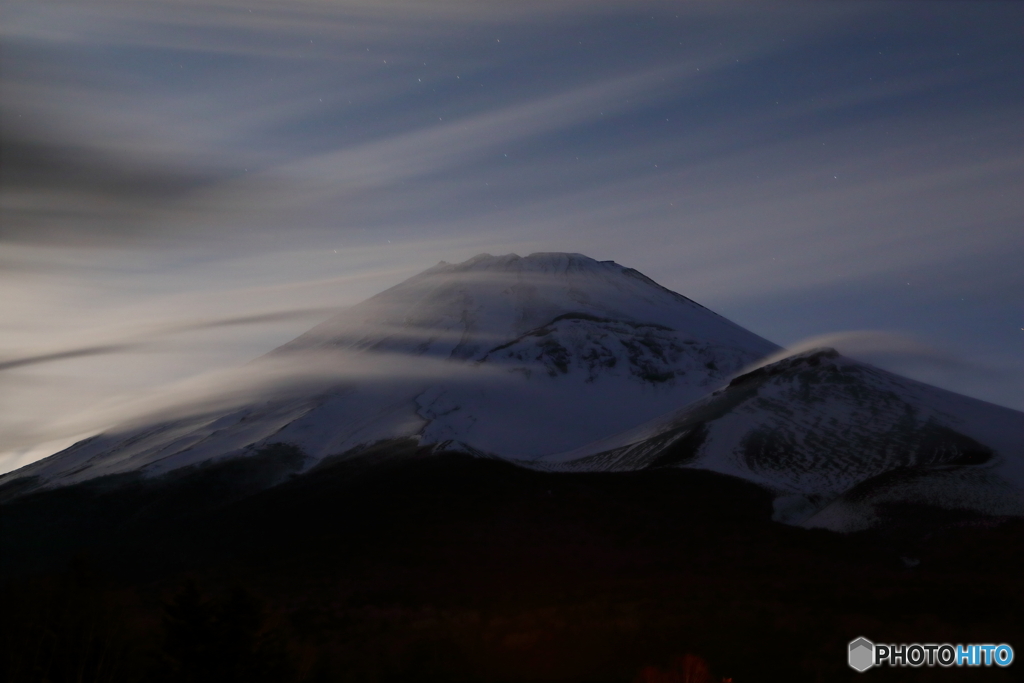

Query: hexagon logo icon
849;637;875;672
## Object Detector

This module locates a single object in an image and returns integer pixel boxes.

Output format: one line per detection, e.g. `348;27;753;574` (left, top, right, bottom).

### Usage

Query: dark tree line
2;564;296;683
158;580;293;683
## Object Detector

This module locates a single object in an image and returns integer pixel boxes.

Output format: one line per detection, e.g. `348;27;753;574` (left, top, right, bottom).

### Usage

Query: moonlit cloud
1;0;1021;474
0;307;343;372
0;344;507;476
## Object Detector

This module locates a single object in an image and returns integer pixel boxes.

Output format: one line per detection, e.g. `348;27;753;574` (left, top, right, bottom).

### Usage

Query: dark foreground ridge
3;441;1023;682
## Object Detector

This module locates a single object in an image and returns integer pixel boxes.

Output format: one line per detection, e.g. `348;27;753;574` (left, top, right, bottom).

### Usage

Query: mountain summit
2;253;778;493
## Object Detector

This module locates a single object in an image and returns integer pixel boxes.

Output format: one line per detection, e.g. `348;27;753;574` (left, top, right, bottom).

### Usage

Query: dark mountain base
3;443;1023;683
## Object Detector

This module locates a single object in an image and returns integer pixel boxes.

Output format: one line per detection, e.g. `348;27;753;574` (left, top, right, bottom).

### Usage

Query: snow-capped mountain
1;252;778;493
542;348;1024;531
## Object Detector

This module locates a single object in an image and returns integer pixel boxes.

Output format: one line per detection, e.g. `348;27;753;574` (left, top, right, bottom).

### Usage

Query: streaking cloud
1;0;1021;474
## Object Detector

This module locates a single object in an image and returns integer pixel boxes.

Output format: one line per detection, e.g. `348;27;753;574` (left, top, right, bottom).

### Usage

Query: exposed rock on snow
543;349;1024;530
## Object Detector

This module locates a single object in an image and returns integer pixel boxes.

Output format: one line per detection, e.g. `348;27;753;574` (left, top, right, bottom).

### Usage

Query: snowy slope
1;252;778;492
542;348;1024;531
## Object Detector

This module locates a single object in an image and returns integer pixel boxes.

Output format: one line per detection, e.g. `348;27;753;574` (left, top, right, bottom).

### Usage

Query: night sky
1;0;1022;474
